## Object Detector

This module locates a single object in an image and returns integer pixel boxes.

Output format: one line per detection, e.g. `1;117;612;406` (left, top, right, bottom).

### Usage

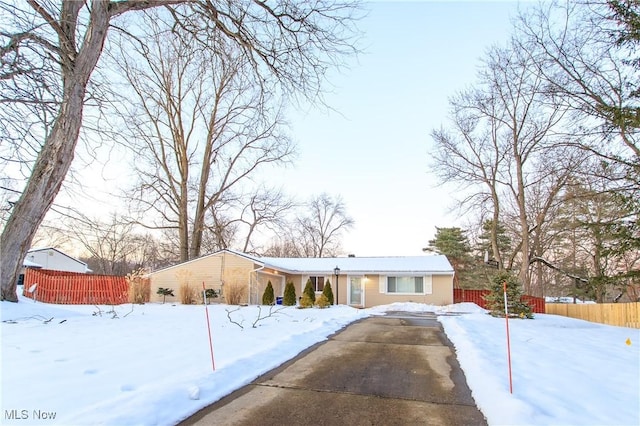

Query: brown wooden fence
546;302;640;329
453;288;546;313
22;268;128;305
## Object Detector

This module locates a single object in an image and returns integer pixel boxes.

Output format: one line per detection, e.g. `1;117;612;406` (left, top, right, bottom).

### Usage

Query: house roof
259;255;454;275
28;247;88;265
150;248;263;274
150;249;454;276
26;247;91;272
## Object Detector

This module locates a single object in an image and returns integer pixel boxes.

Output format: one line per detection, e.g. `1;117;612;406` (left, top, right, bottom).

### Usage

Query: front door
349;276;363;307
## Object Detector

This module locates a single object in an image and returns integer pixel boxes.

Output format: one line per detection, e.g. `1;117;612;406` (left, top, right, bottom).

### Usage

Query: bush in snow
322;280;334;305
156;287;174;304
303;278;316;304
224;284;247;305
176;269;196;304
283;282;296;306
262;281;275;305
315;293;330;308
179;283;197;305
483;271;533;319
126;269;150;304
299;292;313;308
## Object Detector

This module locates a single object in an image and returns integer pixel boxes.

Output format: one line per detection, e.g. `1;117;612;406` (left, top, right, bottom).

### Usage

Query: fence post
203;282;215;372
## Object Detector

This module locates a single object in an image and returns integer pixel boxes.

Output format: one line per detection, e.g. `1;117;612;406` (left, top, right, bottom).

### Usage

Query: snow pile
368;301;486;315
1;294;367;425
440;312;639;425
2;295;639;425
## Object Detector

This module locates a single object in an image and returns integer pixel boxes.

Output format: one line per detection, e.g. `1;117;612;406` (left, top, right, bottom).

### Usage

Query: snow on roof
149;249;453;275
259;255;453;274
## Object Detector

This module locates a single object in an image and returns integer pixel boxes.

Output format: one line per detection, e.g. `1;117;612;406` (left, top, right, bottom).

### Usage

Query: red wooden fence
454;288;546;313
22;268;128;305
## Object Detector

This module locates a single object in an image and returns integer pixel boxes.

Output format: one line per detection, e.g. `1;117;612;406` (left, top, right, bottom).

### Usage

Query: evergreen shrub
483;271;533;319
303;278;316;304
283;282;297;306
322;280;334;305
262;281;275;305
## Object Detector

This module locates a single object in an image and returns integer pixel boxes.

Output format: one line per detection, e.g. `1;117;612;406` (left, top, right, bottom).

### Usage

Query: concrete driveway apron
180;312;487;426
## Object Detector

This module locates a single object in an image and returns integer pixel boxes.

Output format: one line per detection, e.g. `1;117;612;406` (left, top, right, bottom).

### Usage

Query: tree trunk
490;190;503;269
2;82;89;301
514;152;531;294
0;1;111;301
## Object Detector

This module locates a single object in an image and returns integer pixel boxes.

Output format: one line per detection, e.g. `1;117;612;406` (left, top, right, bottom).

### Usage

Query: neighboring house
23;247;92;274
149;249;454;308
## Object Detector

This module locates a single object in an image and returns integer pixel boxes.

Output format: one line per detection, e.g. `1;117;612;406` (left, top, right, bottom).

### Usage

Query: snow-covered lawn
1;295;638;425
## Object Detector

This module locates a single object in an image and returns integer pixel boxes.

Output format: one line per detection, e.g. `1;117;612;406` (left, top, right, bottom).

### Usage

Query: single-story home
148;249;454;308
18;247;92;287
24;247;92;274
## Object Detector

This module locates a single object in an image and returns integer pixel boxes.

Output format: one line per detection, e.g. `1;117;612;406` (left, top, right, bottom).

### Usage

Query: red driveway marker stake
503;281;513;394
203;282;216;372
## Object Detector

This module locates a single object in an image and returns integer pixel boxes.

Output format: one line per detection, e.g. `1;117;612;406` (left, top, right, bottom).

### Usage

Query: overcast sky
268;1;530;256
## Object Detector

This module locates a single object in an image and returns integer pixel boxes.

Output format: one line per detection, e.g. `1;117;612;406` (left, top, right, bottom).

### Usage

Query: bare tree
234;188;295;254
259;193;354;258
67;214;139;275
297;193;354;257
517;1;639;168
431;86;510;269
479;41;575;294
0;0;361;301
262;238;303;258
113;11;296;262
432;36;583;294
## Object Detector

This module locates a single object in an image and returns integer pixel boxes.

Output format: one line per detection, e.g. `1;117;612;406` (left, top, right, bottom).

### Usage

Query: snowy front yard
1;295;638;425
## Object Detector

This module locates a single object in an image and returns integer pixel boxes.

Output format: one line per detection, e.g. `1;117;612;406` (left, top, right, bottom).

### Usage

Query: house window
309;276;325;292
387;276;424;294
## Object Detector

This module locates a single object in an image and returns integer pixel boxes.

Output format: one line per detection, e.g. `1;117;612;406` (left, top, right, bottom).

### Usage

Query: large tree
262;193;354;257
431;86;509;269
424;227;474;288
113;11;294;262
517;1;639;179
296;193;354;257
432;37;579;294
68;213;140;275
0;0;361;301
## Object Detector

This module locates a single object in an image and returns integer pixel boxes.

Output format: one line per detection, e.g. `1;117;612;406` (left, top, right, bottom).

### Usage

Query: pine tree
283;282;296;306
262;281;275;305
303;278;316;304
424;227;476;288
156;287;174;304
483;271;533;319
322;280;334;305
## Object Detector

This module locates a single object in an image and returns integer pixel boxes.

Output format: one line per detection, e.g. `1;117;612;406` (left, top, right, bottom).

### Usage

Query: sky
2;296;638;425
41;1;532;258
255;1;529;256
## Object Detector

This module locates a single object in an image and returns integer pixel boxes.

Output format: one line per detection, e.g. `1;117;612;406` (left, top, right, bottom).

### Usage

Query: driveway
179;312;487;426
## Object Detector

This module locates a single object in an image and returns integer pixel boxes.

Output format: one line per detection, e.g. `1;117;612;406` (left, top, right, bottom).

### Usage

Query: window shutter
424;275;433;294
379;276;387;294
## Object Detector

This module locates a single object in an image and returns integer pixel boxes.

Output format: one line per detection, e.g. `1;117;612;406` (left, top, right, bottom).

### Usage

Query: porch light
334;266;340;306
